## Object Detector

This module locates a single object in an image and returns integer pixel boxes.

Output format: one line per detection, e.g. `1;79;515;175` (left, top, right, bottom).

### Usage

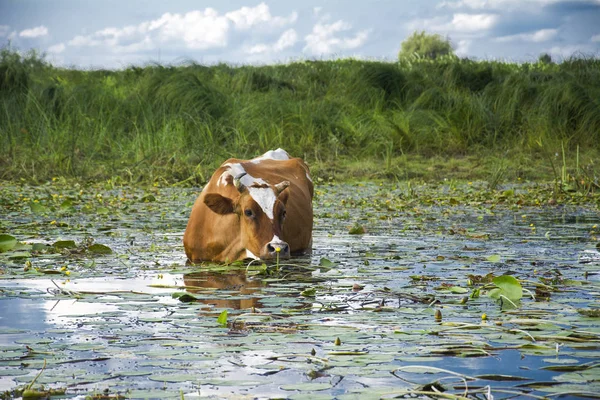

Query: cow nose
262;241;290;259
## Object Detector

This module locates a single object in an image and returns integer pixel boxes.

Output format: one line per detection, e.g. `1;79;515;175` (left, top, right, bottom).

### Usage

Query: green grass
1;46;599;186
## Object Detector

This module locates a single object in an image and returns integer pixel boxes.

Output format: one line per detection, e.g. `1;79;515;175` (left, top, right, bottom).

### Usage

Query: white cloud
438;0;557;10
548;43;597;58
247;44;270;54
407;13;497;34
455;39;471;55
312;6;332;21
19;25;48;38
225;2;297;31
48;43;66;54
147;9;229;49
451;13;498;32
68;22;156;53
304;20;369;55
244;29;298;55
274;29;298;51
59;4;298;58
592;34;600;42
497;28;558;42
0;25;10;37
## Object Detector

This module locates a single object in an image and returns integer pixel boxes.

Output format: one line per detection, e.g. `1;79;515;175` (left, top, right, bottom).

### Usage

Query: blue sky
1;0;599;68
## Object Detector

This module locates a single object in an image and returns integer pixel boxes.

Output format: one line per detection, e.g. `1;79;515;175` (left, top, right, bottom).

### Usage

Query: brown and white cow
183;149;313;263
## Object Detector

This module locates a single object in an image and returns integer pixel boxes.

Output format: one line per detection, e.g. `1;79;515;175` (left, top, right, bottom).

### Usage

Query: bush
399;31;454;60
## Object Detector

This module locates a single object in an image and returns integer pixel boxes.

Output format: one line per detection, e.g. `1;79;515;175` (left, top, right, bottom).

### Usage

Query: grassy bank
1;47;599;186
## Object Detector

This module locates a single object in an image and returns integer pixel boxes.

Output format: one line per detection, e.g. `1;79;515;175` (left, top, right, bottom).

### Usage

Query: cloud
0;25;10;37
438;0;558;11
451;13;498;31
455;39;472;55
19;25;48;38
225;2;297;30
592;33;600;42
146;9;230;49
304;20;369;55
497;28;558;42
48;43;66;54
59;3;299;60
245;29;298;54
548;43;598;58
546;0;600;14
275;29;298;51
247;44;270;54
407;13;498;35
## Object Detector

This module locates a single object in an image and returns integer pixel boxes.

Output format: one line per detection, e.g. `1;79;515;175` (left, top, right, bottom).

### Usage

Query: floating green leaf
486;254;501;262
172;292;199;303
319;258;335;267
217;310;228;327
489;275;523;301
60;199;74;209
53;240;77;249
8;251;31;259
349;223;366;235
0;234;17;252
29;202;47;213
140;194;156;202
31;243;51;252
88;243;113;254
577;309;600;317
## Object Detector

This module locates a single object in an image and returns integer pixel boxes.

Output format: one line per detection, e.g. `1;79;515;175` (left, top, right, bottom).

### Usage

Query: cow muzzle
261;240;290;260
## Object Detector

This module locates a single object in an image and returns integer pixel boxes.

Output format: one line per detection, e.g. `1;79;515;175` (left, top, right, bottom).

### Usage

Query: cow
183;148;313;263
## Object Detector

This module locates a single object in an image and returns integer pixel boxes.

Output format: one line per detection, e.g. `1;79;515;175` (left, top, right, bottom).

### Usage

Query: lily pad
88;243;113;254
489;275;523;302
53;240;77;249
0;234;17;253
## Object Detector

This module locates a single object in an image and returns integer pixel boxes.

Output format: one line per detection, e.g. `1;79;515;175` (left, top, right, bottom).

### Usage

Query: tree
538;53;553;64
398;31;454;60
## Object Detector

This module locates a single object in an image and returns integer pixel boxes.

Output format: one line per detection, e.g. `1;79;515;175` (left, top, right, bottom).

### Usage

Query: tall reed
1;47;599;182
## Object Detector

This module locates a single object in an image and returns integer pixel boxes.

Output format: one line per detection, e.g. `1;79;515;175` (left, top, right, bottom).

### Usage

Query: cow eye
244;209;254;217
281;210;287;219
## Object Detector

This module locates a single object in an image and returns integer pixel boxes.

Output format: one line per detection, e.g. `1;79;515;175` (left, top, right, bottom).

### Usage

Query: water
0;181;599;399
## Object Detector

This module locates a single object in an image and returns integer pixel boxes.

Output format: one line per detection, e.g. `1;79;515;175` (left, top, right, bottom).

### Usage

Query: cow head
204;173;291;260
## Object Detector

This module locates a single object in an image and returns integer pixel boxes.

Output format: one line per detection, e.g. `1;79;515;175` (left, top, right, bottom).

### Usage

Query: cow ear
278;188;289;205
204;193;235;215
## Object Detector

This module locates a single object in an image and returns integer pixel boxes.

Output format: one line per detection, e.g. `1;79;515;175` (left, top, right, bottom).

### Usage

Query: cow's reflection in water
183;270;264;310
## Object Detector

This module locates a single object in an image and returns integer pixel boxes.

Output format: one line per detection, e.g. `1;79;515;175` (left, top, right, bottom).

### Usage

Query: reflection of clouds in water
0;274;218;391
0;297;50;333
0;275;187;344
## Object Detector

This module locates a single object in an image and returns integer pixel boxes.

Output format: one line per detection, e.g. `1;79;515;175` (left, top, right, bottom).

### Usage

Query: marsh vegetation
1;47;599;184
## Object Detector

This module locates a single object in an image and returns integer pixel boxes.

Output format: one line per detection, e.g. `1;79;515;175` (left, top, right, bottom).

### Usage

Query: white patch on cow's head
246;249;259;260
217;163;266;187
247;186;277;220
251;148;290;164
269;235;285;245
